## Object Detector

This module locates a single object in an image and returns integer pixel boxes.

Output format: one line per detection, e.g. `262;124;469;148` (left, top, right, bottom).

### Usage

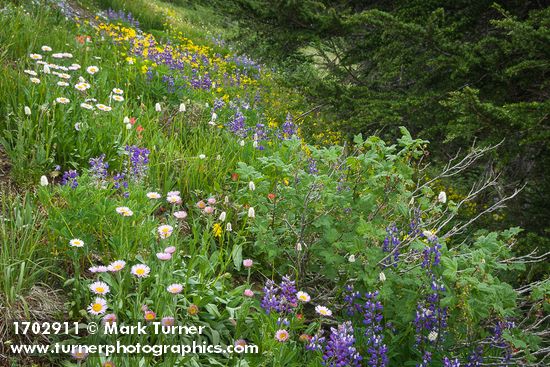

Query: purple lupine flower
281;113;296;139
409;208;422;236
490;320;515;366
443;357;461;367
254;123;268;145
124;145;150;182
382;224;400;268
227;111;248;138
343;284;362;316
260;280;280;314
465;346;483;367
279;275;298;312
322;321;362;367
414;280;448;348
61;170;79;188
104;8;140;29
89;154;109;183
161;75;176;92
276;317;290;327
417;351;432;367
260;275;298;314
113;172;129;197
421;232;442;269
308;158;318;175
363;291;388;367
306;330;325;351
213;98;225;110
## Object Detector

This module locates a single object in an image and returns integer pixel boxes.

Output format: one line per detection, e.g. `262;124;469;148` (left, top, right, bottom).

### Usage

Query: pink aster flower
161;316;175;326
167;283;183;294
243;289;254;297
156;252;172;261
275;329;290;342
144;310;156;322
102;313;117;324
173;210;187;219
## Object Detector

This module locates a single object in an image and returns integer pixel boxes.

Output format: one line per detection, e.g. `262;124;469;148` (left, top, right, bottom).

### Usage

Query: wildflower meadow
0;0;548;366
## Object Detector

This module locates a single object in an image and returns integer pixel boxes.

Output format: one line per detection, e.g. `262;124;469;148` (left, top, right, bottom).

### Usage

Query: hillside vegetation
0;0;547;366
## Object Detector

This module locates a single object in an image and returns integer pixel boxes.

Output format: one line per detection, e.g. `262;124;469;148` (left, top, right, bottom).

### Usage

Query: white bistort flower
40;175;48;186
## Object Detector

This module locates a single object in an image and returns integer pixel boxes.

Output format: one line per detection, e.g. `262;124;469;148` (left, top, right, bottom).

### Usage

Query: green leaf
232;244;243;270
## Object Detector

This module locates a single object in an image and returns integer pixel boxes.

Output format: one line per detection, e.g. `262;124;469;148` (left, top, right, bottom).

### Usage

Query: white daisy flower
131;264;151;278
157;225;174;239
69;238;84;247
86;66;99;74
115;206;133;216
296;291;311;303
75;82;91;91
146;192;162;199
315;305;332;317
96;104;112;112
108;260;126;272
55;97;70;104
167;283;183;294
90;281;110;295
87;297;107;315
